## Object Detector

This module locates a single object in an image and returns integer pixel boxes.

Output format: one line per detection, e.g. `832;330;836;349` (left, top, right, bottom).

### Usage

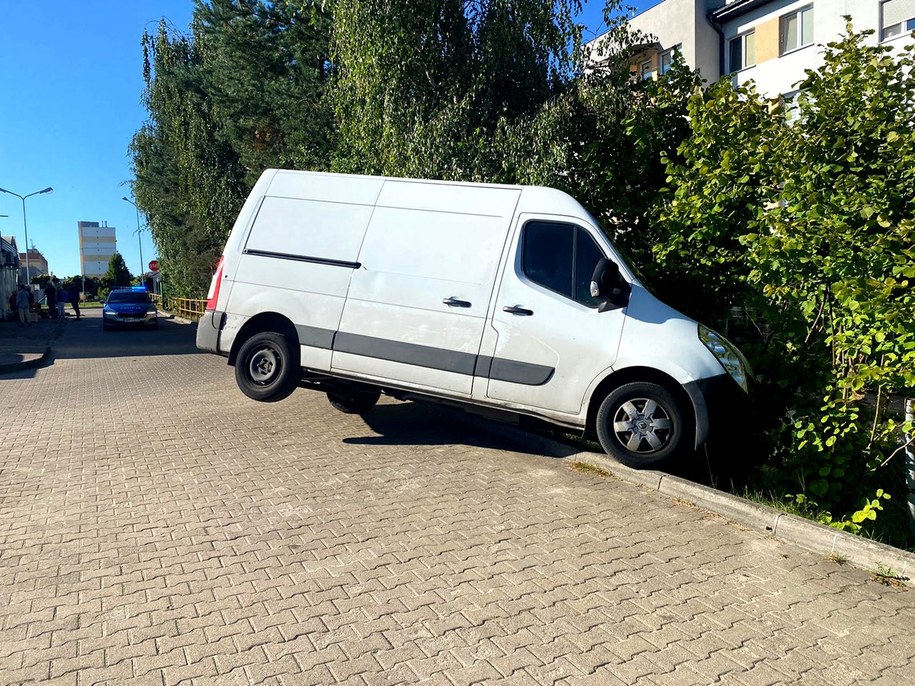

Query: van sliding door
332;181;520;396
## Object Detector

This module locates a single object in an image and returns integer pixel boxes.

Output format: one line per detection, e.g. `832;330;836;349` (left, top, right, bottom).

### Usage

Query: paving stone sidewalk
0;314;64;371
0;317;914;685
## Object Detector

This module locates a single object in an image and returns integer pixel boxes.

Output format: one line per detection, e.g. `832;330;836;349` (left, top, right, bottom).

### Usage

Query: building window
729;31;756;71
659;44;681;75
782;90;802;123
881;0;915;40
639;59;655;80
780;4;814;54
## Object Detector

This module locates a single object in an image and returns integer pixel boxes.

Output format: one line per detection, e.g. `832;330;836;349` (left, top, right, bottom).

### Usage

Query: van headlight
699;325;751;393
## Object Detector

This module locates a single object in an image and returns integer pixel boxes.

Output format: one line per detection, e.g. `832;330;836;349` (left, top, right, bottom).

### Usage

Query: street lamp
122;196;145;284
0;186;53;284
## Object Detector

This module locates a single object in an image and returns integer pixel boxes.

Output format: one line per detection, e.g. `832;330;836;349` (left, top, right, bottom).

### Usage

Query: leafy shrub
655;24;915;539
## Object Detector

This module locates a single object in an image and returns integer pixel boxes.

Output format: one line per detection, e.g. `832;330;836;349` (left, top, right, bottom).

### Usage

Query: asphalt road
1;310;914;685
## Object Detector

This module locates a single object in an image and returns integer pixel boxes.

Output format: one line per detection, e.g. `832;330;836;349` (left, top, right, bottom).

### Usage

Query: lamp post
0;186;53;284
122;196;145;285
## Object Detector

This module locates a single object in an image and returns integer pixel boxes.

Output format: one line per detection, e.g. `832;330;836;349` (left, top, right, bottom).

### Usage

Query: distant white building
78;221;117;278
590;0;915;99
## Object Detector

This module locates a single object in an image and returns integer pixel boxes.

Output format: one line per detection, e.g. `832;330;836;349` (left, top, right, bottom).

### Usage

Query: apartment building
18;247;49;284
718;0;914;97
78;221;117;278
591;0;915;99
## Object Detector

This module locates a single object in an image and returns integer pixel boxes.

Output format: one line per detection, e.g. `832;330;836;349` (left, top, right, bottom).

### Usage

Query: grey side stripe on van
295;325;336;350
296;325;553;386
244;248;361;270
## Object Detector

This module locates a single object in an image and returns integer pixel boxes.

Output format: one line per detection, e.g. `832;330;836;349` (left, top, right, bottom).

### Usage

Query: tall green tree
105;253;134;288
130;2;334;298
194;0;333;183
131;19;247;299
329;0;583;178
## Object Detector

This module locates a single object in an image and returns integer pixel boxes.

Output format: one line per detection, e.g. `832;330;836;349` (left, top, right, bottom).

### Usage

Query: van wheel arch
586;368;697;451
229;313;299;366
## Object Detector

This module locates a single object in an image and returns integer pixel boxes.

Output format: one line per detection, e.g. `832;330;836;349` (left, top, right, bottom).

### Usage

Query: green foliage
329;0;584;178
658;24;915;537
131;19;248;299
131;2;333;298
194;0;333;182
104;253;134;288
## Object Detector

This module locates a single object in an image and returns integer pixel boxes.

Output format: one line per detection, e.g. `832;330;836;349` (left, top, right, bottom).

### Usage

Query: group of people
9;280;81;327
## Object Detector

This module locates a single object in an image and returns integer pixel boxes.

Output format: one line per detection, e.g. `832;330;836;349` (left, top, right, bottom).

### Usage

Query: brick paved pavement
1;311;914;685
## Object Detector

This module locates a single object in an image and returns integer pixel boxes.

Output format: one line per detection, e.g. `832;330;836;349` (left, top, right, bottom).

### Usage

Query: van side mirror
590;258;631;311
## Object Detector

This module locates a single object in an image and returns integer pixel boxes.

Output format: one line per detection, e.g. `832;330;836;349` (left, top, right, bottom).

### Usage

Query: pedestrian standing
44;280;57;319
69;286;81;320
57;285;68;318
15;284;30;327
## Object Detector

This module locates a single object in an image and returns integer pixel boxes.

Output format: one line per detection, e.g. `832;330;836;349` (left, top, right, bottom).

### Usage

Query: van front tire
595;382;688;469
235;332;299;402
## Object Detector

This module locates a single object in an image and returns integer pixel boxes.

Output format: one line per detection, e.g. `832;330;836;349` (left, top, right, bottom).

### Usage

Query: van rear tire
235;331;299;402
595;382;688;469
327;387;381;414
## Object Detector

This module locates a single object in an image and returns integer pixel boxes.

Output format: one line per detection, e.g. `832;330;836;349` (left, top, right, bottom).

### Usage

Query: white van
197;169;750;469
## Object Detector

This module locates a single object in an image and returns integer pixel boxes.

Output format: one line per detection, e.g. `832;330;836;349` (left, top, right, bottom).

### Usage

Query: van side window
522;221;605;307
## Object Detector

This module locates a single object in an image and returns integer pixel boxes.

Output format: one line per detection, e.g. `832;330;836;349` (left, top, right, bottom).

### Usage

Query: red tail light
206;256;225;312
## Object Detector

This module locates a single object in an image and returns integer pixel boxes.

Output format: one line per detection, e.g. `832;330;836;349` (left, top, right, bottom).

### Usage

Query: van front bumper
684;374;751;449
196;310;225;354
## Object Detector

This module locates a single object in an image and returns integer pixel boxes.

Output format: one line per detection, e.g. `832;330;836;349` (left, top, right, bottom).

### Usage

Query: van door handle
503;305;534;316
443;297;472;308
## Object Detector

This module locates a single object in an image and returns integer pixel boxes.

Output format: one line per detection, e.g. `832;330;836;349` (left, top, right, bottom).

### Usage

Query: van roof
263;169;597;227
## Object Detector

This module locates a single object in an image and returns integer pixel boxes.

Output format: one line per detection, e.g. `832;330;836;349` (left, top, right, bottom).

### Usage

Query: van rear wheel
327;386;381;414
595;382;688;469
235;332;299;402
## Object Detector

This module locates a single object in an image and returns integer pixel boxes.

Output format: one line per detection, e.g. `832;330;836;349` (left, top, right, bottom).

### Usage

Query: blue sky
0;1;653;279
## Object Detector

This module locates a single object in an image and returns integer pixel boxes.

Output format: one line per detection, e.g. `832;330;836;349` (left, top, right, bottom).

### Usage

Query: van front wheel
595;382;688;469
235;332;299;402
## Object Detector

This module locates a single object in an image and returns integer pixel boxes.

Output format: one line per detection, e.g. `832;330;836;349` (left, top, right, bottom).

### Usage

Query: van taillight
206;257;225;312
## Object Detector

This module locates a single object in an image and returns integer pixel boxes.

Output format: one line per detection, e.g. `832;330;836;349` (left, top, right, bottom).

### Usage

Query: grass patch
739;489;833;521
871;563;909;588
571;461;614;479
825;552;849;565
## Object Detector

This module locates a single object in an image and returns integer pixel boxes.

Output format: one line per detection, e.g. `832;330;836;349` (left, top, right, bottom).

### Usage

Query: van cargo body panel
331;182;521;396
243;197;373;264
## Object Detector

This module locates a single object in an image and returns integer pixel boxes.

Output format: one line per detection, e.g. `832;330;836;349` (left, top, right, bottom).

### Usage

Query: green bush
655;24;915;541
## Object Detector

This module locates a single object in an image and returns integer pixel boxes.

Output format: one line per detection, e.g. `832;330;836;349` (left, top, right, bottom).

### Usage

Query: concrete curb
461;414;915;585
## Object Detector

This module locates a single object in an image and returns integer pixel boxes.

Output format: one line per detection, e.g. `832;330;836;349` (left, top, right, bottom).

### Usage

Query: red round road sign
149;260;159;272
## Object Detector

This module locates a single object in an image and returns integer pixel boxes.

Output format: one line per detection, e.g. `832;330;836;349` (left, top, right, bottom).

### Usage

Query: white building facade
717;0;915;98
591;0;915;100
78;221;117;278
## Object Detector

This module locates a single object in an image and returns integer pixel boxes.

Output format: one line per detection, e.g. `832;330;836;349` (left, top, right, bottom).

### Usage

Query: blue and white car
103;287;158;330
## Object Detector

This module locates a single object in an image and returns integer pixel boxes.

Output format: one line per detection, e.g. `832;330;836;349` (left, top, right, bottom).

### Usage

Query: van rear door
331;180;520;396
228;171;383;370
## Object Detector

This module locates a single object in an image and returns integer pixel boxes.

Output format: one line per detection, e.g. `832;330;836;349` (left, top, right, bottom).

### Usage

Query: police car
102;287;158;330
